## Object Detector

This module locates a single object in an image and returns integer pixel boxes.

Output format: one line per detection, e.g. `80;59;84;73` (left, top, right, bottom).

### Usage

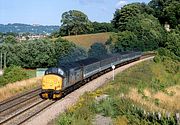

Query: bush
156;48;180;61
0;66;28;87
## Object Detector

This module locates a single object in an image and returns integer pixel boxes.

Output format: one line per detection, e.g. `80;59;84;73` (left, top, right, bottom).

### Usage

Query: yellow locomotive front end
41;74;63;99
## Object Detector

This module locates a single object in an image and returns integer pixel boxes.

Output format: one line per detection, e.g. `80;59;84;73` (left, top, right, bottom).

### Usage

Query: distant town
0;23;59;35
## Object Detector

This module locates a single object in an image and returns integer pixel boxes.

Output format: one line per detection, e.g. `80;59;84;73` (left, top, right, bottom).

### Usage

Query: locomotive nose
41;74;63;99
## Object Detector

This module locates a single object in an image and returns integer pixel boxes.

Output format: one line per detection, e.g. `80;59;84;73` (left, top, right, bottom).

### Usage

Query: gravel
25;57;154;125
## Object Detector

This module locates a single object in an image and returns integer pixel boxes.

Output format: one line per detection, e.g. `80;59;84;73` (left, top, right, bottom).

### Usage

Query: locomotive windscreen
45;68;64;76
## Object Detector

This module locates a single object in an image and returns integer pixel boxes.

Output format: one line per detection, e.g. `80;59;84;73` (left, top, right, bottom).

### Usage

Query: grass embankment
62;32;111;49
56;59;180;125
0;67;39;101
0;77;42;101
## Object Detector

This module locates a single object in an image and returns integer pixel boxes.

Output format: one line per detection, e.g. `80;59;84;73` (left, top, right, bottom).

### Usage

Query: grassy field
62;32;111;49
56;59;180;125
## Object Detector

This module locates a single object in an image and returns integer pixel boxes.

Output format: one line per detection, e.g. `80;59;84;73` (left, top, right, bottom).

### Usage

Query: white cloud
116;0;127;9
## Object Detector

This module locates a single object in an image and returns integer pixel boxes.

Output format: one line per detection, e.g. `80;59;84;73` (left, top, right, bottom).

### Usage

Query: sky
0;0;150;26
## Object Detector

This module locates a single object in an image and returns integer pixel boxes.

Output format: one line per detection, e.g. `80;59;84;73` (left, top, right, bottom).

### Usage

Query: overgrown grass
0;77;42;101
57;58;180;125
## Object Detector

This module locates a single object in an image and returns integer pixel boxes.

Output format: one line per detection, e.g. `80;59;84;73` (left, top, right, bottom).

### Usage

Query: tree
166;30;180;57
149;0;180;28
3;35;17;44
60;10;93;35
88;43;108;58
125;14;166;51
110;31;139;52
92;22;115;33
112;3;154;31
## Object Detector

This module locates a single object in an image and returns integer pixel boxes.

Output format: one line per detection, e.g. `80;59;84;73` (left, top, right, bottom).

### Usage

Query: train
40;51;142;99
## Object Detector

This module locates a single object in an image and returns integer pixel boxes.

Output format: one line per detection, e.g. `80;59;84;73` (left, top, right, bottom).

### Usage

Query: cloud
116;0;127;9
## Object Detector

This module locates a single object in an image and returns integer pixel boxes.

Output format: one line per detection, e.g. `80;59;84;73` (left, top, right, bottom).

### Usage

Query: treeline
50;10;117;37
108;1;180;55
0;38;87;68
51;0;179;57
0;0;179;69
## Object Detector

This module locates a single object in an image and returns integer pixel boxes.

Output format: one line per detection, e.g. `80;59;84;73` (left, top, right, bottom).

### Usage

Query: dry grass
127;85;180;113
154;86;180;111
0;77;42;101
127;88;164;112
62;32;111;49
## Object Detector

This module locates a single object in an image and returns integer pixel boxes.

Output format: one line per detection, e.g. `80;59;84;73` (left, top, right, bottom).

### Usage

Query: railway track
0;54;155;125
0;87;41;112
0;87;43;125
0;99;56;125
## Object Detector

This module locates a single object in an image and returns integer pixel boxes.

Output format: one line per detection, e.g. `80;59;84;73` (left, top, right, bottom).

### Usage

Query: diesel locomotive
40;51;142;99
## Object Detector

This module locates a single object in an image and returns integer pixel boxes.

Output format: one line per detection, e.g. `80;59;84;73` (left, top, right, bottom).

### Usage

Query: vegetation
62;32;111;48
57;59;180;125
0;38;87;68
149;0;180;28
88;43;108;59
0;66;28;87
111;3;154;31
3;35;17;44
0;76;42;101
60;10;92;36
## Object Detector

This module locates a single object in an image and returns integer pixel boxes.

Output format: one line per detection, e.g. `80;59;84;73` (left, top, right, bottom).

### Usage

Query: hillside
62;32;111;48
57;59;180;124
0;23;59;34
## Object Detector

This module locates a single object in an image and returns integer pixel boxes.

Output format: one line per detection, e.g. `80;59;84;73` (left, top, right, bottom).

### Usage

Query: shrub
0;66;28;87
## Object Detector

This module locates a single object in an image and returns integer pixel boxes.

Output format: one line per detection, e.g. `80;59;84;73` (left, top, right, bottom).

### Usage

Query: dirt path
25;57;154;125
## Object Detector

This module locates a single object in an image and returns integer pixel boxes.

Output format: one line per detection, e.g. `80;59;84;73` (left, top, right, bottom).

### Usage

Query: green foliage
57;60;179;125
0;66;28;86
0;38;87;68
88;42;108;58
61;10;93;36
111;12;166;52
125;14;166;51
112;3;154;31
155;48;180;61
149;0;180;28
166;30;180;57
111;31;139;52
92;22;116;33
57;94;95;125
3;35;17;44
